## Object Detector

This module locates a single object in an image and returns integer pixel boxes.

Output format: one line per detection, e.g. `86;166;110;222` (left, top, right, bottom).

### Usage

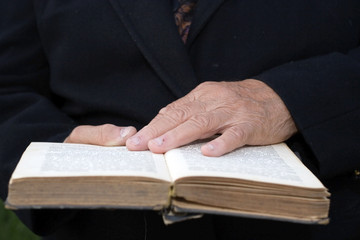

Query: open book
6;141;330;224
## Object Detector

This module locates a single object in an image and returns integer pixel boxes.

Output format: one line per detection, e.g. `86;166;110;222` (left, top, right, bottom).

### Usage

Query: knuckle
67;125;91;143
198;81;238;100
172;108;190;121
188;114;212;132
159;106;170;114
100;124;115;133
197;81;216;89
142;125;161;138
228;125;251;142
98;124;115;143
193;82;216;96
161;106;191;123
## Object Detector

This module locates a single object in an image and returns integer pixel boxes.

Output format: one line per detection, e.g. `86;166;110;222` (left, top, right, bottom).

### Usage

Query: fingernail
120;127;131;138
153;137;164;146
129;136;141;146
205;143;215;151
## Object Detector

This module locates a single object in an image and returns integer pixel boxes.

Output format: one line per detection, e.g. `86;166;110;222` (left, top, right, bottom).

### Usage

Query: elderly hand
64;124;137;146
126;79;297;156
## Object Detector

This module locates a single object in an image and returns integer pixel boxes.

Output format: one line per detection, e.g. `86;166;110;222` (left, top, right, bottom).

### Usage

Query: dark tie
174;0;198;43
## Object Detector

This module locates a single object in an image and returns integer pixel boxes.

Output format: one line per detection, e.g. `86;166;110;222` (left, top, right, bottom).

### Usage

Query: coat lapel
186;0;225;46
108;0;197;97
108;0;224;97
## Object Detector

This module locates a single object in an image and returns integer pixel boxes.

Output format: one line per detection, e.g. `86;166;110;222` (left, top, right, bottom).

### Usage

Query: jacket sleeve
256;47;360;179
0;1;77;235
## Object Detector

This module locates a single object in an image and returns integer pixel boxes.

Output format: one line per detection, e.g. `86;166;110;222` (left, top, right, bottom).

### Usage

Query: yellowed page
11;142;171;182
164;142;324;189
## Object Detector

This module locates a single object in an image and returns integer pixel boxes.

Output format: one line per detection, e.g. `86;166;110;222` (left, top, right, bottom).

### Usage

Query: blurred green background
0;199;40;240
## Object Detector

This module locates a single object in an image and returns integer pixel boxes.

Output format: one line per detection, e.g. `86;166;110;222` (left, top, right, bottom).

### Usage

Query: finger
200;124;253;157
147;113;223;153
126;100;205;150
64;124;137;146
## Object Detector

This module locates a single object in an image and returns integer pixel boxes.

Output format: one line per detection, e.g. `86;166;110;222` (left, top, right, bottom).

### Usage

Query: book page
165;142;324;188
11;142;171;182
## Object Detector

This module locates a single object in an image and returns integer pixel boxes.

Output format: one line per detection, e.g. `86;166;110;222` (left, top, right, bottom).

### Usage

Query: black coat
0;0;359;239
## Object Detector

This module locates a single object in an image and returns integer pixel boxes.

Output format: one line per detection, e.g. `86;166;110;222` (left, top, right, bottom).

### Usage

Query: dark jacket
0;0;359;239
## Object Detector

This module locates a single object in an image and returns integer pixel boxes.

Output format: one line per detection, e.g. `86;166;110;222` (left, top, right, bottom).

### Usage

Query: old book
6;141;330;224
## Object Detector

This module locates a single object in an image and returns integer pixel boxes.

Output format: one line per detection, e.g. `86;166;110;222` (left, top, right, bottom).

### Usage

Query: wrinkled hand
64;124;137;146
126;79;297;156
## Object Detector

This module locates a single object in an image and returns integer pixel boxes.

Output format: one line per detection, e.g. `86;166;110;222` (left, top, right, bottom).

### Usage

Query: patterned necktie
174;0;198;43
